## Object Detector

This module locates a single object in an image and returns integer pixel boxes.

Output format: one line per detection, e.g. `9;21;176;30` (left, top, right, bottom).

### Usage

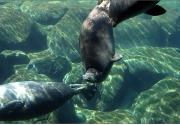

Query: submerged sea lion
79;0;123;83
108;0;166;27
0;81;97;121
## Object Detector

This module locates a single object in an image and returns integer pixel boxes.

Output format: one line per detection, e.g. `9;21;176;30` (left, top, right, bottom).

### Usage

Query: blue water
0;0;179;124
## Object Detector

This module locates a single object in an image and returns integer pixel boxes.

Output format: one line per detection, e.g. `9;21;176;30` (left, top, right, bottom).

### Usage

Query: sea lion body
0;81;96;121
79;1;123;83
108;0;166;27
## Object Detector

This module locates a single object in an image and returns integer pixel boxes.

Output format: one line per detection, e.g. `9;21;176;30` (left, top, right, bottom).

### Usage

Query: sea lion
0;81;97;121
79;0;123;83
108;0;166;27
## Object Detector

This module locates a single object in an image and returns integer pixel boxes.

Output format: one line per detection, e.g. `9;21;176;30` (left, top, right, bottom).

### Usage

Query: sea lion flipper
70;83;97;101
145;5;166;16
0;100;25;113
80;83;97;101
111;53;123;62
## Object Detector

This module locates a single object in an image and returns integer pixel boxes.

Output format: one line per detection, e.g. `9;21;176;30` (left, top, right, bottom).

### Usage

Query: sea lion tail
145;5;166;16
69;83;97;101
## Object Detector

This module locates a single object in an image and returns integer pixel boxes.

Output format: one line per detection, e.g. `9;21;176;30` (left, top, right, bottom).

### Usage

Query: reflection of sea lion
108;0;166;27
0;81;97;121
79;1;123;83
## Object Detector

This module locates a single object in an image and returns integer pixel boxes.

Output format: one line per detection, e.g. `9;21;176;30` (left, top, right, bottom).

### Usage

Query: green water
0;0;180;124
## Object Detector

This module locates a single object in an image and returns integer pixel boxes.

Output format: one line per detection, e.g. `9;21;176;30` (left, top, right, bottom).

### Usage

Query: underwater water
0;0;180;124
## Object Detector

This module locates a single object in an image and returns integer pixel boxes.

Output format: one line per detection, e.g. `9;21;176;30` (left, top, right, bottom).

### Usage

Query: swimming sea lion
0;81;97;121
108;0;166;27
79;0;123;83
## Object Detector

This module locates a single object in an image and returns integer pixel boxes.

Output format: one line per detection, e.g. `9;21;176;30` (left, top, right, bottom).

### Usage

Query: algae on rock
129;77;180;124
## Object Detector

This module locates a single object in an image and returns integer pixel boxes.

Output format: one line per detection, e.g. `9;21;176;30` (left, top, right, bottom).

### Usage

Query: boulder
129;77;180;124
152;10;180;47
0;8;47;53
1;50;30;65
122;46;180;91
63;63;83;85
20;1;68;25
4;64;52;83
26;52;71;82
75;106;138;124
114;19;163;49
0;54;14;83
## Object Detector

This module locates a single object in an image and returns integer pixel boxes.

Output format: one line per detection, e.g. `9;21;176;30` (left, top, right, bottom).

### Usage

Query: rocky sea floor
0;0;180;124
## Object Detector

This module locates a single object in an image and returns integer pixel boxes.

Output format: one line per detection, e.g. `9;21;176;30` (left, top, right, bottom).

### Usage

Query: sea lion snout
83;68;103;83
83;73;96;82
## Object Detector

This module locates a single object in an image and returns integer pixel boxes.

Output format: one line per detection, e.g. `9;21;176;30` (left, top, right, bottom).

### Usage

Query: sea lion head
83;68;103;83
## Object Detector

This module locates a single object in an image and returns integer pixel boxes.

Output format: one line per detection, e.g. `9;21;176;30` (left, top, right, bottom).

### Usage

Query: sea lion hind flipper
0;100;25;113
111;52;123;62
145;5;166;16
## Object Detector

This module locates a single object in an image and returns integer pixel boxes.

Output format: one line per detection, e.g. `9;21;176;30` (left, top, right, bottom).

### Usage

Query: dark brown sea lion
108;0;166;27
79;0;123;83
0;81;97;121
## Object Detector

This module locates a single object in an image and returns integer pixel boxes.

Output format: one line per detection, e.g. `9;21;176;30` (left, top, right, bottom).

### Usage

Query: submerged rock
20;1;68;25
3;51;57;83
75;106;138;124
0;8;33;44
0;2;20;11
4;64;52;83
122;46;180;91
1;50;30;65
152;10;180;47
129;77;180;124
0;54;14;83
0;8;47;53
114;19;163;49
87;110;138;124
63;63;83;85
26;53;71;82
52;100;85;123
0;49;30;82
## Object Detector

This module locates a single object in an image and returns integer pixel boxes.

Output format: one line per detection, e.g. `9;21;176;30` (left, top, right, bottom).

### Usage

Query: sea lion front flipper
111;53;123;62
70;83;97;101
0;100;25;114
145;5;166;16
